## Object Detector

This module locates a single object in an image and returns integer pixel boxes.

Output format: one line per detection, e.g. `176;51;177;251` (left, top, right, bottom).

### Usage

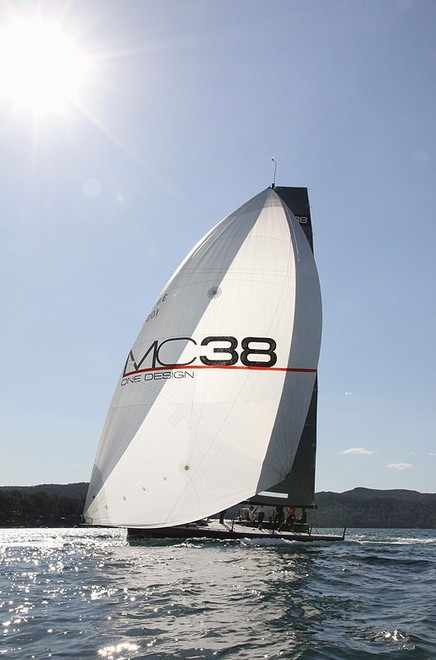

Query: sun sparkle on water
0;17;88;115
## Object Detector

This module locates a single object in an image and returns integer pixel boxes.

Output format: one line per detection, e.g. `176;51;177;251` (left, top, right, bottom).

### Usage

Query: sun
0;17;88;115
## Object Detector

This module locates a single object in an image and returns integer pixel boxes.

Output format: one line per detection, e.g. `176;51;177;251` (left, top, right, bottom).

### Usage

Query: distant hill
311;488;436;529
0;483;88;527
0;484;435;528
0;482;88;499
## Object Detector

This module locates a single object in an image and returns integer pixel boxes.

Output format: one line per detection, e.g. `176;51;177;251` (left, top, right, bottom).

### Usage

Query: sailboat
83;185;345;542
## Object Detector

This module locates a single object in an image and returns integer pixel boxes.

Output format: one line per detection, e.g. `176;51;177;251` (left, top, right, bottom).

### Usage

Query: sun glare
0;17;88;115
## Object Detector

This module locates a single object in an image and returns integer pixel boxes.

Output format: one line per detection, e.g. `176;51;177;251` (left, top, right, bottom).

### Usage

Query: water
0;528;435;659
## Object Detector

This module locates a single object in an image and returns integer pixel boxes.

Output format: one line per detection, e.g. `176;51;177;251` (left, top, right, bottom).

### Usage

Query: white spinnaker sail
84;188;321;527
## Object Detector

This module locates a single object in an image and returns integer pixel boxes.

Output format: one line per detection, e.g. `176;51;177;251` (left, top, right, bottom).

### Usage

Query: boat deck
127;519;346;543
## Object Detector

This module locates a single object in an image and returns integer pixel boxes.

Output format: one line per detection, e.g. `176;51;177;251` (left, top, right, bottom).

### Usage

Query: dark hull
127;520;346;543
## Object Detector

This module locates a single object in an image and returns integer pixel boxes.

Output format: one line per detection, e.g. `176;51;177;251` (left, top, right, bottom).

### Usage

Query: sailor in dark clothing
297;507;307;523
256;505;266;529
279;506;296;531
273;506;284;525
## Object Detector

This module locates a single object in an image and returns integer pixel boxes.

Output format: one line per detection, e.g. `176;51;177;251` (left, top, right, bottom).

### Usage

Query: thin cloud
387;463;412;470
338;447;375;456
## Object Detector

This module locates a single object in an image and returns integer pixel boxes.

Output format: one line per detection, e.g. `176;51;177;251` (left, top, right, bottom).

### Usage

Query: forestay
84;188;322;528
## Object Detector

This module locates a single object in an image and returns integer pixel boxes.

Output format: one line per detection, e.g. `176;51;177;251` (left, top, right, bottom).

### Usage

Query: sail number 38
200;336;277;367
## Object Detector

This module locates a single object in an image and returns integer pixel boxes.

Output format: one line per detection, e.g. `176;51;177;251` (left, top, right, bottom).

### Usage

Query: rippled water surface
0;528;435;659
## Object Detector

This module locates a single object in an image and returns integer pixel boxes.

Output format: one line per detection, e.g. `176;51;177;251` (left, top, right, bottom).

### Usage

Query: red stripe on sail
123;365;317;377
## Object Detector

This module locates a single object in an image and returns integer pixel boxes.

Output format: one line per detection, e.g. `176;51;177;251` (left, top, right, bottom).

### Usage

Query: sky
0;0;435;494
